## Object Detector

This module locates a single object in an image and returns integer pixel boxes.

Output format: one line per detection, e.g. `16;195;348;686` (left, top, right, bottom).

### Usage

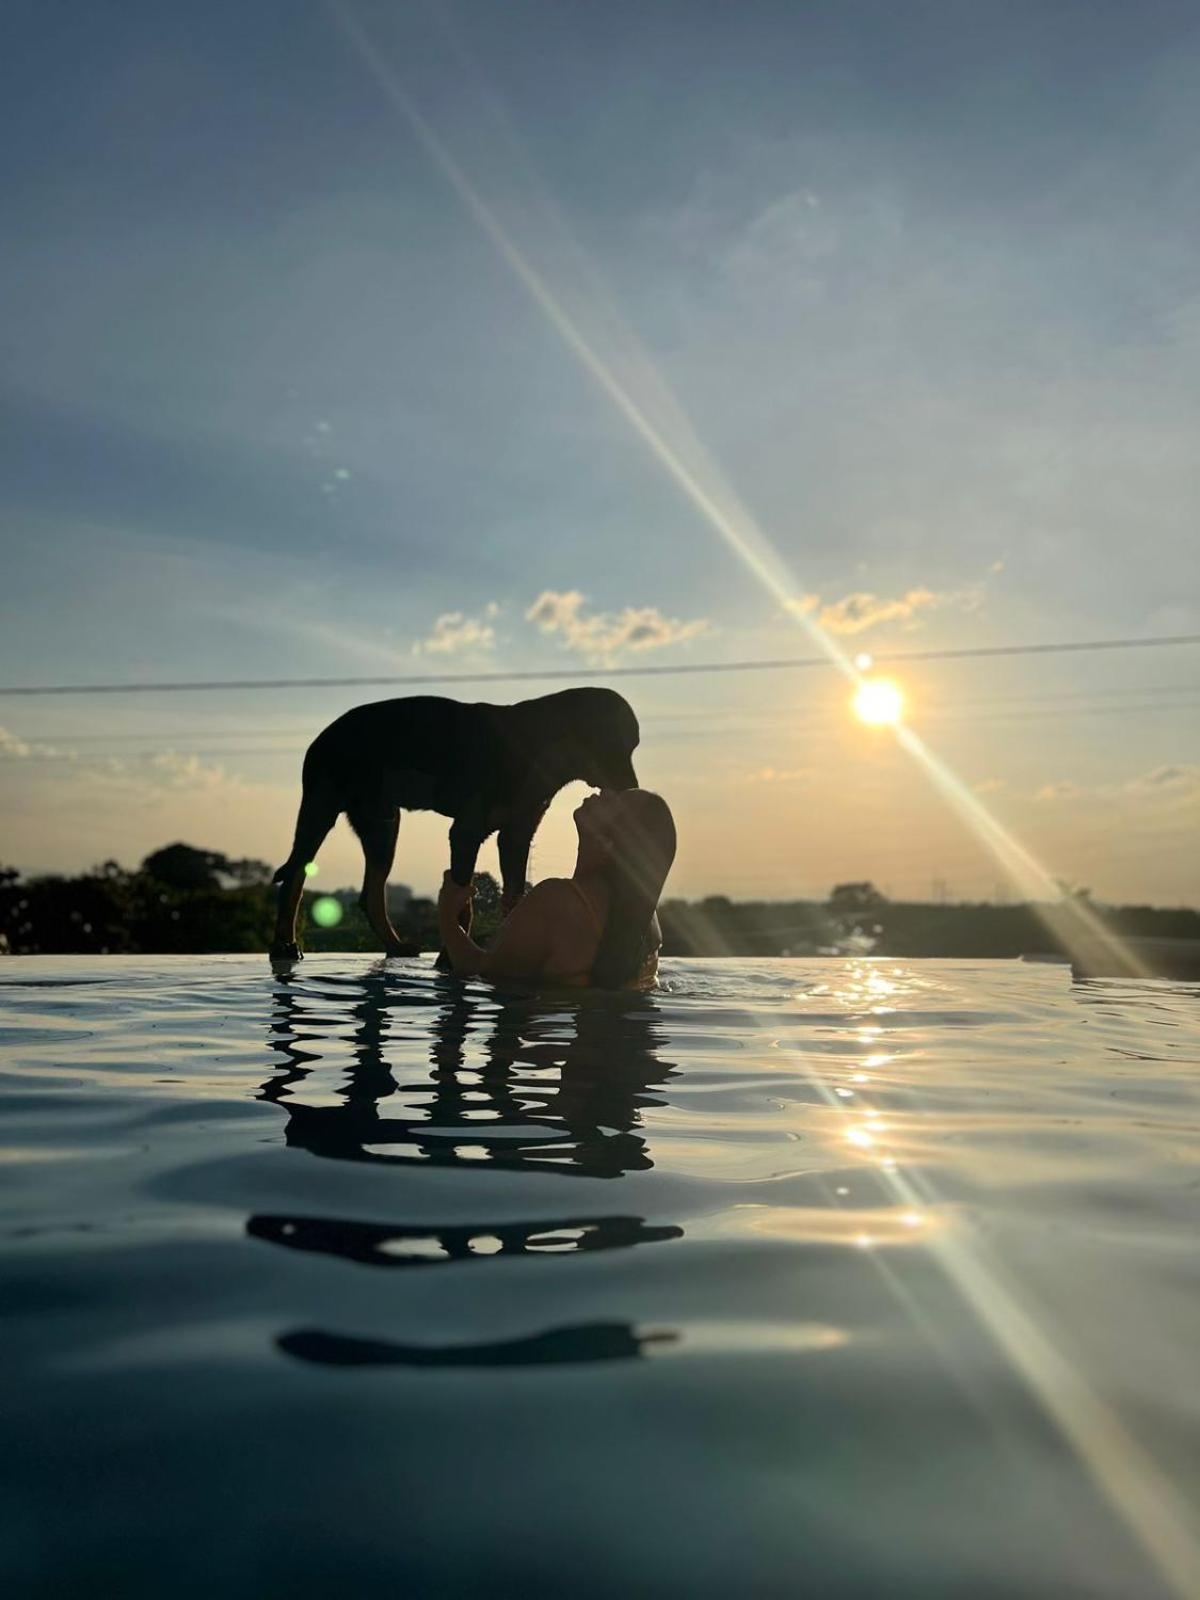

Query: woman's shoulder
535;877;603;912
522;880;607;946
523;877;576;903
516;879;585;923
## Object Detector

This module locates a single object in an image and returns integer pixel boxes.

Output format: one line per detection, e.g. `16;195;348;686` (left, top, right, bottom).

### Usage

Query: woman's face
573;788;627;847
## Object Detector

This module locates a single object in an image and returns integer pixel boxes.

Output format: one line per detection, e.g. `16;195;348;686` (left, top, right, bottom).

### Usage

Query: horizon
3;0;1198;906
8;833;1197;914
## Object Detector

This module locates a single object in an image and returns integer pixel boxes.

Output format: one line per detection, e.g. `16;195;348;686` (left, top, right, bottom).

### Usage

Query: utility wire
6;696;1198;766
17;681;1199;745
1;633;1198;697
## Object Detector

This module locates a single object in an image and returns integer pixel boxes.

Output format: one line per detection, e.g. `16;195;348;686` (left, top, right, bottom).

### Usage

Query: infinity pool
2;956;1198;1596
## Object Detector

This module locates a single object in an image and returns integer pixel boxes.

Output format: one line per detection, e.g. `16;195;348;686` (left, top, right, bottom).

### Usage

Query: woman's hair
590;790;677;990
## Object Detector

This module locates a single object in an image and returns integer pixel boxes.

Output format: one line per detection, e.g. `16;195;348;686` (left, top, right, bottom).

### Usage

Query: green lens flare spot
303;861;319;878
311;896;344;929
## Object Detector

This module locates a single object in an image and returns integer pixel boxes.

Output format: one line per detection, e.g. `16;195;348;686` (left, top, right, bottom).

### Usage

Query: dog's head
520;687;639;791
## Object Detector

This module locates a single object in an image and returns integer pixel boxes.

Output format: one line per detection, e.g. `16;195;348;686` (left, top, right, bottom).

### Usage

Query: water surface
2;956;1198;1596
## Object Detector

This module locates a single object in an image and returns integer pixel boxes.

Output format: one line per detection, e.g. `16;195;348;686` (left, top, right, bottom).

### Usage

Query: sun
853;678;905;727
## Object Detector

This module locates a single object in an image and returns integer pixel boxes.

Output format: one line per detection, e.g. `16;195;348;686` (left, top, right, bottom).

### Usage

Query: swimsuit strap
568;879;606;936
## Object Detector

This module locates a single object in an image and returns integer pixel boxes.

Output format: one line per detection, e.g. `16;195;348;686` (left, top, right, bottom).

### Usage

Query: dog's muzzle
599;756;638;791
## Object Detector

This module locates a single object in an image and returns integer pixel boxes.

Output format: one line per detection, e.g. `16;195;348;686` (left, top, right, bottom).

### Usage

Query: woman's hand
438;872;474;925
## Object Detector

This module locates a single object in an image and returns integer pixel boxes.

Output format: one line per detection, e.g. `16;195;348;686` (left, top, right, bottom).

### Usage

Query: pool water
2;956;1198;1597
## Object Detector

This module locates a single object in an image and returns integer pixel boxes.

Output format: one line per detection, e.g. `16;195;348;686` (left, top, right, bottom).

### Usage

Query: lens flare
311;896;344;929
853;679;905;727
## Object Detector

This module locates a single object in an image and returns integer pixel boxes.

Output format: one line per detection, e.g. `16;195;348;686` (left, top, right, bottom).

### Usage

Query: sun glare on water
853;678;905;727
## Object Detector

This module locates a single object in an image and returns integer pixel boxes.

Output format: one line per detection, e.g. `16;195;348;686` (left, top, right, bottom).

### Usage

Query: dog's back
307;697;484;795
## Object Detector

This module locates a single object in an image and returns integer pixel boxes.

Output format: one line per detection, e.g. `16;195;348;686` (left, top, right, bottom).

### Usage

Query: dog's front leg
497;818;538;915
447;815;484;889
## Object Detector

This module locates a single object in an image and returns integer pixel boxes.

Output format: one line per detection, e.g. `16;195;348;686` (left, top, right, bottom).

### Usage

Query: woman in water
437;788;676;988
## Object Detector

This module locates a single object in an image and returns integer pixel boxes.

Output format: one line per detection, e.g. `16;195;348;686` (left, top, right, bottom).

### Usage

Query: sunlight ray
779;963;1200;1597
329;1;1150;981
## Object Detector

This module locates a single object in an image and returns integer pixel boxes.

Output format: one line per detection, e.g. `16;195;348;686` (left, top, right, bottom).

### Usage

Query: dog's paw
383;940;419;959
269;942;303;963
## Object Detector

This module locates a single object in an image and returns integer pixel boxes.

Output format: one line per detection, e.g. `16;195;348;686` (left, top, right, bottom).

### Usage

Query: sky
2;0;1198;905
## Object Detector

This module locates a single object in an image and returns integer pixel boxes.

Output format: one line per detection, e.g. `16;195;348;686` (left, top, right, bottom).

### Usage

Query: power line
5;696;1198;769
1;633;1198;698
15;680;1198;745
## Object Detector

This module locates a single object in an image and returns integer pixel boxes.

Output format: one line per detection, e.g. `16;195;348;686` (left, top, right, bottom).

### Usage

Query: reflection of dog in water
257;971;683;1369
248;1211;681;1266
278;1322;678;1369
260;970;678;1183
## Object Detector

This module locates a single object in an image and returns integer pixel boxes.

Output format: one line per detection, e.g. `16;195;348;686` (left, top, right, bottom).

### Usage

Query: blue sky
2;0;1198;902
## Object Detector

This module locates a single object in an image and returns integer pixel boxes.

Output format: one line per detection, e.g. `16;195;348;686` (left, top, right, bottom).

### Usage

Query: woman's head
574;788;676;988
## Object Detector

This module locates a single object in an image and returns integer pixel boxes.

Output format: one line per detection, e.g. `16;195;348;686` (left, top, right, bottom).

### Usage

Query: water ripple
2;954;1198;1598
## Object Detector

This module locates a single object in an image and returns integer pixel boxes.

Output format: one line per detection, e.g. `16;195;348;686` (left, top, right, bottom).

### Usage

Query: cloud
0;727;61;761
1129;764;1200;793
787;586;973;637
144;752;239;792
0;735;241;800
525;590;709;661
973;777;1005;795
746;766;809;784
1035;780;1082;802
416;605;499;656
1033;766;1200;806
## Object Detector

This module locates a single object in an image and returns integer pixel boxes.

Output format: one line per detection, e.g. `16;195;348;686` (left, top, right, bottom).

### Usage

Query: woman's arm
437;876;485;976
437;874;555;981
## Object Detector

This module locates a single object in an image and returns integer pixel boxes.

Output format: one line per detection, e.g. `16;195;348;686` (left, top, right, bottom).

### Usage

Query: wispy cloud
525;590;708;661
787;585;980;637
1035;780;1082;802
0;728;33;759
1129;764;1200;794
0;727;61;761
142;751;240;793
0;730;241;799
746;766;809;785
415;604;499;656
1035;766;1200;805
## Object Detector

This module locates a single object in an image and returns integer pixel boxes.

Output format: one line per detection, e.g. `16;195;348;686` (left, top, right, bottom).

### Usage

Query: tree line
2;846;1195;960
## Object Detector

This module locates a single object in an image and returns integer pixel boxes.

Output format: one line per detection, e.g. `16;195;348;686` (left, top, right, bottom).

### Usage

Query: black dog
271;687;639;958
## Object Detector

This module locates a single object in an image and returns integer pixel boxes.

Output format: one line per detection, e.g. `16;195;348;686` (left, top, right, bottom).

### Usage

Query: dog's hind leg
348;806;413;957
271;786;339;959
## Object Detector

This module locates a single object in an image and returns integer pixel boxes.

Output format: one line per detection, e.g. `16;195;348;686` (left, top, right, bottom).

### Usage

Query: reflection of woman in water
256;967;683;1366
437;788;676;988
260;967;679;1180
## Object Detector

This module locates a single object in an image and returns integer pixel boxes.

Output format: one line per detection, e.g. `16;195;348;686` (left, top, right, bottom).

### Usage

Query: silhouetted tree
142;843;271;892
223;856;274;888
472;871;501;918
828;881;888;913
142;844;227;891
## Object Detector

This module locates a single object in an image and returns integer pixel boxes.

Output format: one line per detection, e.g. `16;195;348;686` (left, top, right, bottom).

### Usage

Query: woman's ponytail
590;792;676;989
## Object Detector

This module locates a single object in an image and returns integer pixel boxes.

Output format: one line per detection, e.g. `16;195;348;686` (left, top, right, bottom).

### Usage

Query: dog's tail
274;781;340;886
